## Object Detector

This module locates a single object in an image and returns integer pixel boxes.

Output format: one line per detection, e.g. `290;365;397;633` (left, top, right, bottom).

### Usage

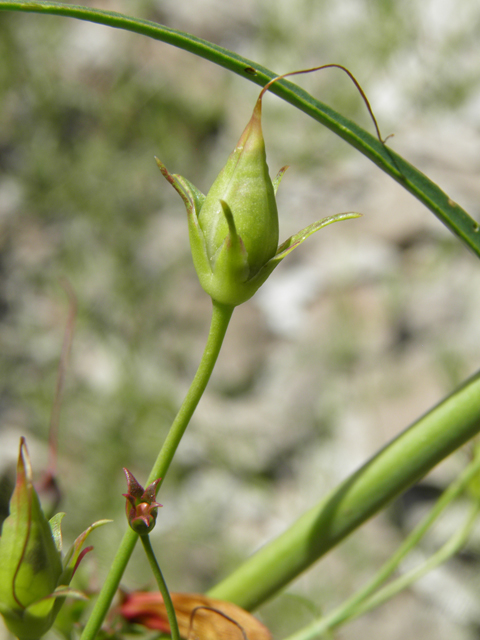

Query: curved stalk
80;301;234;640
341;502;480;631
1;1;479;257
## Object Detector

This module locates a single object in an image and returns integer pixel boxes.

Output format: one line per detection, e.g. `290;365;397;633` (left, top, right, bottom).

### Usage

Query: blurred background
1;0;480;638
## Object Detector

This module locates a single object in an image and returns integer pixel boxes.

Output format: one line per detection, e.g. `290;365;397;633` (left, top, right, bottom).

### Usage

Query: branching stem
80;301;234;640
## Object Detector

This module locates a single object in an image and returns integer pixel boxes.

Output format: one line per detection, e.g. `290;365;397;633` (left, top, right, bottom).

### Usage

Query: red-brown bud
123;469;162;535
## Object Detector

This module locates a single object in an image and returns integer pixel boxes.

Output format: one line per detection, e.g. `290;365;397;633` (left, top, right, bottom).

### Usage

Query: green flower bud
157;89;361;307
200;99;278;279
0;438;109;640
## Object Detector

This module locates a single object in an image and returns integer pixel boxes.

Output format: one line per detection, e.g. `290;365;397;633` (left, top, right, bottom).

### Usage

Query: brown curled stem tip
259;63;389;145
188;606;248;640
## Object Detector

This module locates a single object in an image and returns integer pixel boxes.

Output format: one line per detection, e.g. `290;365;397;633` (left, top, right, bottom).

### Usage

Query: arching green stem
1;1;479;257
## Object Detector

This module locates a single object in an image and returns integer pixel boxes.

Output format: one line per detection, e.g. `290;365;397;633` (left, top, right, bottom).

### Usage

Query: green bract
0;438;109;640
157;94;361;307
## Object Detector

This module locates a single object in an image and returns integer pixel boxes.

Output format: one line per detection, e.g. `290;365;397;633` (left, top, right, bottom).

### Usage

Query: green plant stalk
1;1;480;257
140;535;180;640
338;502;480;632
208;369;480;611
281;454;480;640
80;301;234;640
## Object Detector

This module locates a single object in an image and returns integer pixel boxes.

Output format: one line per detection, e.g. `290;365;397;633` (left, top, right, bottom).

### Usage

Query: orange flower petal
120;592;271;640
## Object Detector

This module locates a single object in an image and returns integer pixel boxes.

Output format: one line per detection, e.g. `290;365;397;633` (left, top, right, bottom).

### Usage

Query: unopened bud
157;72;361;307
123;469;162;535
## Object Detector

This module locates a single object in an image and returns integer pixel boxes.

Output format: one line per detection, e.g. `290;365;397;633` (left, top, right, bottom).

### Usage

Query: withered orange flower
120;591;272;640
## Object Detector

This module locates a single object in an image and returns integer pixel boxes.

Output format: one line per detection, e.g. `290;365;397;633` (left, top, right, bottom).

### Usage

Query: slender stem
282;453;480;640
80;300;234;640
140;535;180;640
47;279;77;477
343;502;480;629
1;2;480;257
147;301;234;486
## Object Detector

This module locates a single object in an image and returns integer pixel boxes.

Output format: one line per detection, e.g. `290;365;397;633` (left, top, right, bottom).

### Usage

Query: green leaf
208;368;480;610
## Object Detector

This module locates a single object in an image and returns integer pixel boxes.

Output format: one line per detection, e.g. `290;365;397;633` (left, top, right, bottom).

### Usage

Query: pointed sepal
61;519;112;586
49;512;66;554
271;212;362;265
155;158;205;217
156;158;213;290
272;166;289;195
213;200;250;283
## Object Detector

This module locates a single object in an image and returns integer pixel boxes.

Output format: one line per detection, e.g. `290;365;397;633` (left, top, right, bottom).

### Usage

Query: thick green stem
208;369;480;610
1;2;480;257
140;535;180;640
283;453;480;640
80;301;234;640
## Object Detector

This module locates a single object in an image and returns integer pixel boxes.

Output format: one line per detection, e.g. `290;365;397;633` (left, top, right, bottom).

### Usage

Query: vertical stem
147;301;234;487
80;301;234;640
140;535;181;640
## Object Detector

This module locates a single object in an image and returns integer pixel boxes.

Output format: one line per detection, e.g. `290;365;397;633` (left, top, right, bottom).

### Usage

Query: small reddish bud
123;469;162;535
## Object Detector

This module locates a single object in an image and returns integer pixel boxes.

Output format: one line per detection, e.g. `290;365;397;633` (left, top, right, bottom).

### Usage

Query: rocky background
1;0;480;638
